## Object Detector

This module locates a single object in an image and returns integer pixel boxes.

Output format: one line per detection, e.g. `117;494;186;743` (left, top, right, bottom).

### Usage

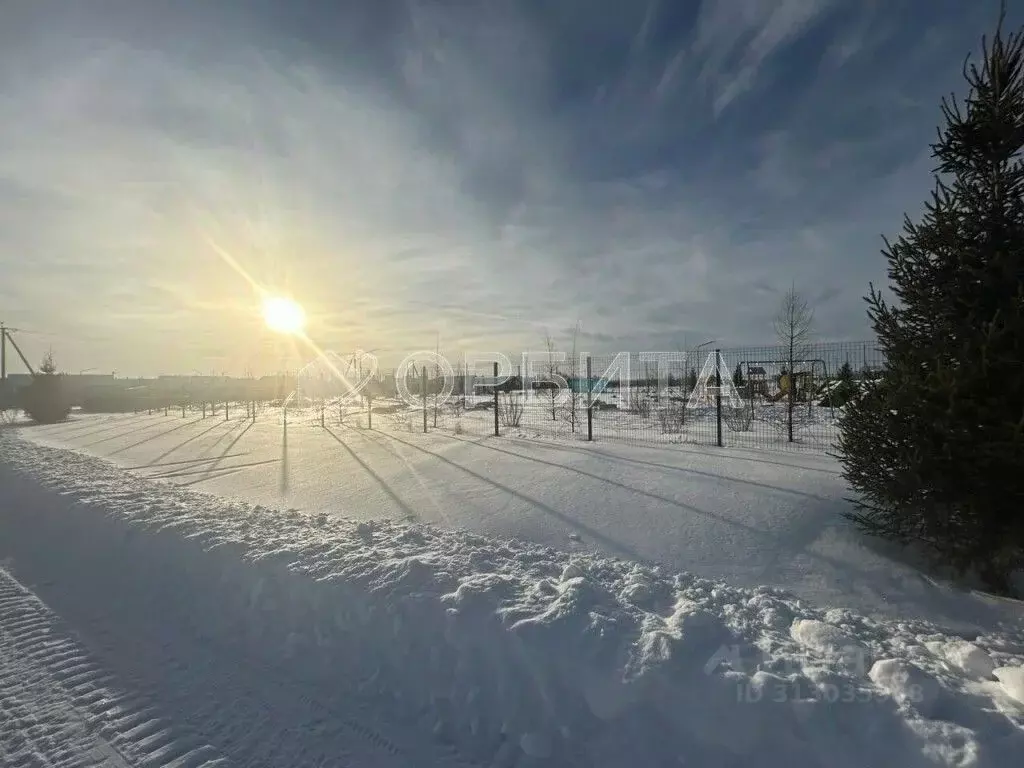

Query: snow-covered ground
20;410;1020;631
2;412;1024;766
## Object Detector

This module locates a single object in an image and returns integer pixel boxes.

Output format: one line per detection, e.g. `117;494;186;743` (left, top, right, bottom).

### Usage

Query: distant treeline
76;376;299;413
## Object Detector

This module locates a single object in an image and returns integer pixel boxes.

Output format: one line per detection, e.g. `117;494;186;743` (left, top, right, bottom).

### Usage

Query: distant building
745;366;770;396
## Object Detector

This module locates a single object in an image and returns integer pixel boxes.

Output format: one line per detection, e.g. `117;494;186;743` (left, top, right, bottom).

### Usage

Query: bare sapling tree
674;345;687;426
773;284;815;442
459;352;468;414
432;334;441;428
628;359;654;418
499;389;525;427
562;322;582;432
543;330;560;421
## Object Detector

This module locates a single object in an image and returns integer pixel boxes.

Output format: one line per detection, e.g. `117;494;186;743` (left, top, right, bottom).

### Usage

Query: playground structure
727;358;835;435
739;359;829;405
762;371;813;403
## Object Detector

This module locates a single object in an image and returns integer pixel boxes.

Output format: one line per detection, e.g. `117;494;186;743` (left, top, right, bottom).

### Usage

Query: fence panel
277;340;884;455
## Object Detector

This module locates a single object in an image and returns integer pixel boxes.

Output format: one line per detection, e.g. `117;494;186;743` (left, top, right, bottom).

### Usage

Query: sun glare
262;296;306;335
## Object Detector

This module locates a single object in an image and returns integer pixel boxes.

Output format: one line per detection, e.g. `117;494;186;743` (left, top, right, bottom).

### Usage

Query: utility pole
1;322;6;381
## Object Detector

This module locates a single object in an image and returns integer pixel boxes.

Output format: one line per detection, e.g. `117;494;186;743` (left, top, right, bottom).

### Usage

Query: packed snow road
0;563;461;768
0;455;471;768
0;567;147;768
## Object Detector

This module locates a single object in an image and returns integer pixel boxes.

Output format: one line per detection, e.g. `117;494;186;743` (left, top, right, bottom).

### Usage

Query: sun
262;295;306;335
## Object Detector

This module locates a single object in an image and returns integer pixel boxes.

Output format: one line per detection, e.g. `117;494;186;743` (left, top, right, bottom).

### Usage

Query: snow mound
994;667;1024;706
791;618;870;672
869;659;942;716
2;436;1024;767
927;640;998;679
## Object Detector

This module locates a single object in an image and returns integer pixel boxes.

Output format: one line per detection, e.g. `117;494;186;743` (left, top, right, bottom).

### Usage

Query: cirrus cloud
0;0;1017;375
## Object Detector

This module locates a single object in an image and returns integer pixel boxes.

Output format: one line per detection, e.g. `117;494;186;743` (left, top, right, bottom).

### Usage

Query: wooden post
320;401;325;428
202;403;207;419
367;395;373;429
586;355;593;442
493;362;499;437
225;401;230;420
715;349;723;447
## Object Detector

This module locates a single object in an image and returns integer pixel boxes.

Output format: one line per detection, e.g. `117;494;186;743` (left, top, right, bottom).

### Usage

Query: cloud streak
0;0;1017;375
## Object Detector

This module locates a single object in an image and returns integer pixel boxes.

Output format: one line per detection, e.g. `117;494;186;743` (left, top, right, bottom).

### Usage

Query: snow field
2;435;1023;766
26;409;1014;631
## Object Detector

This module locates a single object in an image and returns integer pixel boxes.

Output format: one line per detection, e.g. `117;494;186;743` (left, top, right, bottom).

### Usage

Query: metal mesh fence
405;340;884;454
215;340;883;455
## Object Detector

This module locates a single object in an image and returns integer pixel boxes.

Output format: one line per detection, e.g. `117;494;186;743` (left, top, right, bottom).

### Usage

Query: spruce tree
732;363;746;388
824;361;857;407
835;12;1024;593
22;352;72;424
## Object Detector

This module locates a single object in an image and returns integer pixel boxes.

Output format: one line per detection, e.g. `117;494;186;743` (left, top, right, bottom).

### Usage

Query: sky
1;0;1020;377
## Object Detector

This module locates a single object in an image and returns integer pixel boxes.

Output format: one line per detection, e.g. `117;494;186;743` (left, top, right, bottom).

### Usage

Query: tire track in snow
0;466;483;768
0;567;226;768
57;566;481;768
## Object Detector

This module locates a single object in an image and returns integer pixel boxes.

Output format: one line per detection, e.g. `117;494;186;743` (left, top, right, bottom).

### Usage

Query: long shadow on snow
142;418;237;466
442;439;1017;630
78;416;195;450
195;421;255;483
449;434;837;504
547;431;841;476
14;412;127;435
367;430;1012;628
105;417;209;457
434;432;835;550
444;434;845;563
28;412;167;443
366;430;665;563
323;427;419;522
149;458;281;481
196;416;253;460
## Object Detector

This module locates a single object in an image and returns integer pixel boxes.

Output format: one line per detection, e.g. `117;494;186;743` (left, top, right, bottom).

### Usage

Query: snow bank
2;435;1023;767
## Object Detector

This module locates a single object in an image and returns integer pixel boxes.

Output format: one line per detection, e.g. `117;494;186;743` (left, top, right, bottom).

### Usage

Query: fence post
493;361;500;437
320;401;325;428
586;355;593;441
251;401;256;423
715;349;723;447
181;405;185;418
422;368;428;433
202;403;207;419
367;394;373;429
225;401;230;420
